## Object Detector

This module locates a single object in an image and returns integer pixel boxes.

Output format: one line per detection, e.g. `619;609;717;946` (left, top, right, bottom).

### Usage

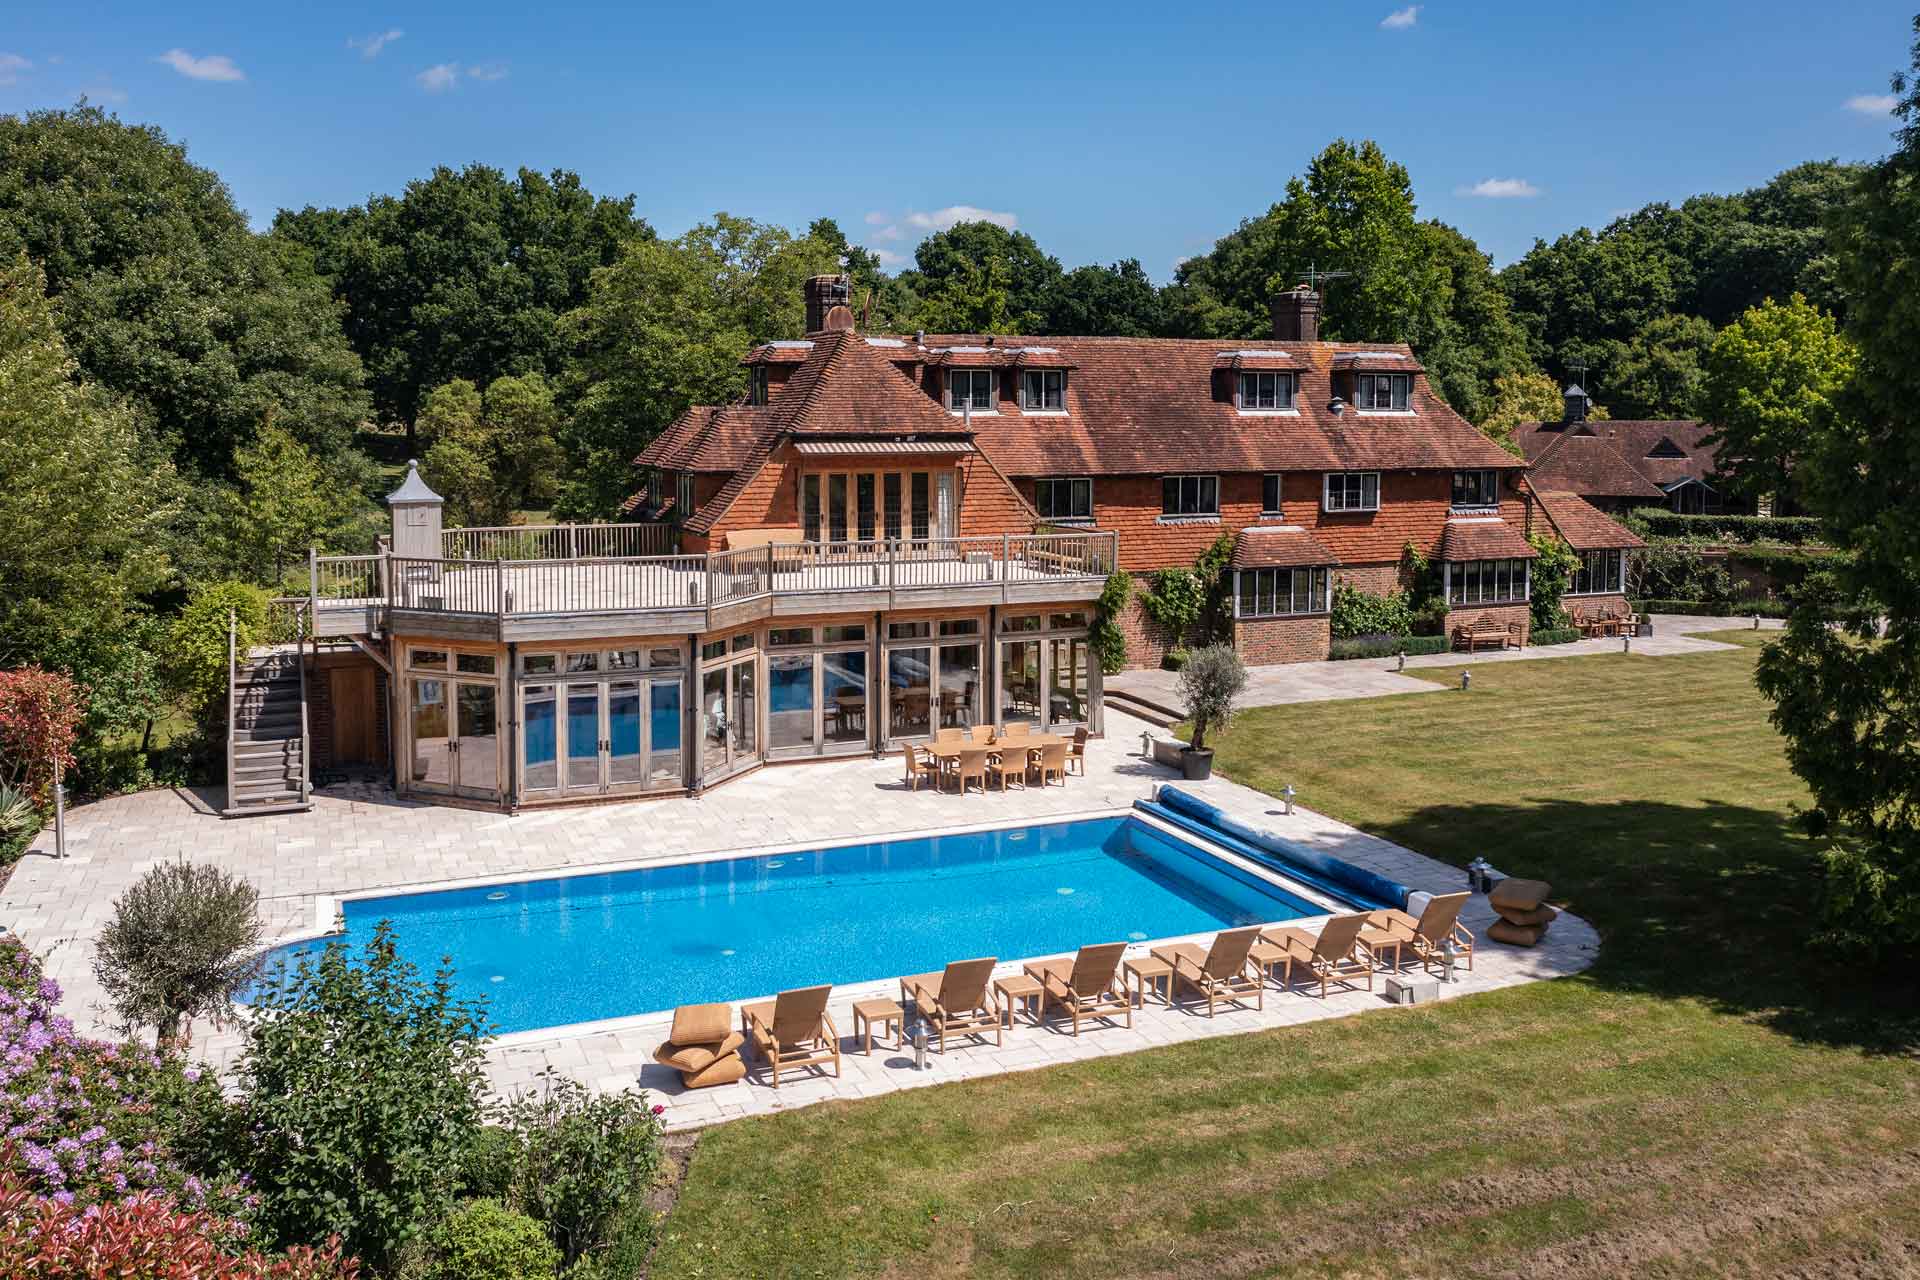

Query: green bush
1631;598;1790;617
424;1199;561;1280
165;580;272;715
1162;646;1189;672
1531;627;1582;646
1328;634;1449;661
495;1072;666;1266
1329;583;1413;639
91;859;263;1047
233;921;491;1272
1528;534;1579;631
1139;567;1205;645
1630;511;1826;544
1409;596;1450;636
461;1125;519;1201
1633;544;1740;605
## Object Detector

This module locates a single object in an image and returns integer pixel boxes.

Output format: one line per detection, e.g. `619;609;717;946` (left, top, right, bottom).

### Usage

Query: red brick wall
1233;614;1331;665
1331;562;1403;595
1444;601;1532;647
1114;588;1180;670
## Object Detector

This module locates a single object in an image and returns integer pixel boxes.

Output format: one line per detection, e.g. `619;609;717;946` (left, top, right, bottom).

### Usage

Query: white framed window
1446;558;1531;606
1237;371;1298;411
1161;474;1219;517
1020;369;1065;411
1261;473;1283;515
1451;469;1500;509
1323;472;1381;512
1569;549;1626;596
675;472;695;518
1235;567;1330;618
948;369;995;412
1356;372;1412;411
1035;477;1093;521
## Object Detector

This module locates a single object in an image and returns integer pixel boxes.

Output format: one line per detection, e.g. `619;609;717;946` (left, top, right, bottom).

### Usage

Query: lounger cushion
1488;878;1552;912
654;1030;745;1073
670;1002;735;1045
1486;919;1547;946
680;1054;749;1090
1492;903;1557;928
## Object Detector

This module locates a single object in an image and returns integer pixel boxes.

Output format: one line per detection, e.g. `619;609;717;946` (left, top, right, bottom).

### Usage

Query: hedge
1630;512;1825;545
1631;598;1792;618
1329;634;1449;661
1530;627;1582;646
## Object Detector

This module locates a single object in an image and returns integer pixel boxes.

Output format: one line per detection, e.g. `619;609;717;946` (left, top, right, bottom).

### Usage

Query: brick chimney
1269;286;1321;342
804;274;852;334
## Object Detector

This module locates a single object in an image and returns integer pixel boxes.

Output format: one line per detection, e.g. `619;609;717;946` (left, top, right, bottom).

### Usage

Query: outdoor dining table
924;733;1067;763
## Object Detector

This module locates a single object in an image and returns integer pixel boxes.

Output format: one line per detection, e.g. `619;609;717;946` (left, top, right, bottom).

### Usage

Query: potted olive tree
1175;643;1247;781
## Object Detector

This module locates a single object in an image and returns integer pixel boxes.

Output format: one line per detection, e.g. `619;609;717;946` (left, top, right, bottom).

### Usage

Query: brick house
1518;385;1757;516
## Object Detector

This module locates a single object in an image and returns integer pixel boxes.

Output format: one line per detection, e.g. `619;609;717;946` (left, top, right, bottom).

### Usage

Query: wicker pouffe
1486;878;1557;948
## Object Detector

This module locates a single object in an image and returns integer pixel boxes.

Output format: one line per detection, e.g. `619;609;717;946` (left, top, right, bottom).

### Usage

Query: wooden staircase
225;611;313;817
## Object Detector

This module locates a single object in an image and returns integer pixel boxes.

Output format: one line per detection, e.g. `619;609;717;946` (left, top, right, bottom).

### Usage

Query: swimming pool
256;815;1332;1035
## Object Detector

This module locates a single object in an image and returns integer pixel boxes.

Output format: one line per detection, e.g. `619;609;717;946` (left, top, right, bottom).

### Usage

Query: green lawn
650;635;1920;1279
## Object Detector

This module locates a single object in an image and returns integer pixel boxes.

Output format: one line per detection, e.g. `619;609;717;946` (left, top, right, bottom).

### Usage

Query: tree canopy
0;106;369;476
1698;295;1857;500
274;164;647;432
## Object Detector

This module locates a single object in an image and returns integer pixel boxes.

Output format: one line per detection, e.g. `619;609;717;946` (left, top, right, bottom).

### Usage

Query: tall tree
1044;259;1169;336
1474;370;1608;454
1754;17;1920;957
1169;139;1529;422
559;214;842;515
0;254;177;709
1699;295;1856;500
900;222;1061;332
274;164;647;435
418;373;563;526
0;106;369;476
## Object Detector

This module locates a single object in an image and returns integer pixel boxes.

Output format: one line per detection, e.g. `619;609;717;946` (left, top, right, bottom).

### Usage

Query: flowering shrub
0;936;239;1214
0;665;86;802
0;1164;358;1278
492;1070;666;1265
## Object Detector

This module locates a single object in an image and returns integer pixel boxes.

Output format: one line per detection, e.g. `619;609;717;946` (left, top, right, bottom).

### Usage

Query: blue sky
2;2;1912;275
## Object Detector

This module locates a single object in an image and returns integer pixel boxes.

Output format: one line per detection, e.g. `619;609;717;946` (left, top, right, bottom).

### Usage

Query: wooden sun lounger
740;984;840;1088
901;957;1002;1052
1151;926;1263;1017
1023;941;1131;1036
1260;913;1376;998
1362;891;1474;976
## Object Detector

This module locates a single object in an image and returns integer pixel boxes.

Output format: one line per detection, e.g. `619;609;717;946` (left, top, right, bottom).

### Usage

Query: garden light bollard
1396;652;1406;672
1623;634;1632;654
1140;729;1153;757
1460;671;1471;692
912;1021;929;1070
1281;784;1296;816
1442;938;1459;983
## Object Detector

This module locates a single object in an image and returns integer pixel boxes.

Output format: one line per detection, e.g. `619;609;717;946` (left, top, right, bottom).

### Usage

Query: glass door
561;683;603;796
412;677;501;799
647;679;682;788
606;680;642;790
410;678;453;788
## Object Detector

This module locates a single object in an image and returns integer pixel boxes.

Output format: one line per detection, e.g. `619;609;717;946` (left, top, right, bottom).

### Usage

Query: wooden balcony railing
440;521;677;562
313;531;1117;623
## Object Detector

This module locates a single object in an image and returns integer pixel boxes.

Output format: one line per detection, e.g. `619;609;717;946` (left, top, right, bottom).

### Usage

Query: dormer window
1356;372;1411;412
1450;469;1500;509
948;369;995;412
1020;369;1065;412
1237;371;1298;411
747;365;769;406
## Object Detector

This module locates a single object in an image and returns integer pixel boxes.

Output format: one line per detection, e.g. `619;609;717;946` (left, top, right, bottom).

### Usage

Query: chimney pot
1270;286;1321;343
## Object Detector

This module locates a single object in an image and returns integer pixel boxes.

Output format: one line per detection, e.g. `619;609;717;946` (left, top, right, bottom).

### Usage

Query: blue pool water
256;816;1323;1035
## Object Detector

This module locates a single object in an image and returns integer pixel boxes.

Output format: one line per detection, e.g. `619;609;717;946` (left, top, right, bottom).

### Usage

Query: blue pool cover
252;815;1324;1035
1138;786;1411;913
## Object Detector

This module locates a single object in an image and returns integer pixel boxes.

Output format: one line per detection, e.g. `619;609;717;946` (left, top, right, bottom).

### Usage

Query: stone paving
2;716;1599;1132
1108;612;1782;710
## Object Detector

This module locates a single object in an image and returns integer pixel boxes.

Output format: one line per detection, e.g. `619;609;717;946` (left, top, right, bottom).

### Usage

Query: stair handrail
225;608;237;814
297;600;312;806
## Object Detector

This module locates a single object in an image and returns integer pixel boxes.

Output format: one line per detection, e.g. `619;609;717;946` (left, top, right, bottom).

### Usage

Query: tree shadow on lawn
1371;797;1919;1057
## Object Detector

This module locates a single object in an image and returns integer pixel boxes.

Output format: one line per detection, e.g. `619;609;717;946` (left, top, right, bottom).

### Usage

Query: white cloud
903;204;1018;232
82;84;128;105
1380;6;1420;30
863;210;890;226
467;62;508;81
1458;177;1542;199
0;53;31;86
417;62;459;92
349;29;404;59
872;248;909;269
1845;92;1898;115
155;49;245;82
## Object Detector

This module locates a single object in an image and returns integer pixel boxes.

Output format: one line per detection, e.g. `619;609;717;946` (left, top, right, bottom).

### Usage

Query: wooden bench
1453;616;1523;652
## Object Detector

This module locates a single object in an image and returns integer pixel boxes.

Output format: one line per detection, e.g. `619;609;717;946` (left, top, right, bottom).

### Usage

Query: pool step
1103;687;1183;730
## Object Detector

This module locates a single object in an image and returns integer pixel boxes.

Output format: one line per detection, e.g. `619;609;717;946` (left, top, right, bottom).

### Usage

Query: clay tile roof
635;404;780;472
1519;418;1727;493
1331;350;1424;373
742;340;815;365
1438;518;1538;562
1229;525;1342;570
1533;490;1648;551
1521;427;1668;500
900;334;1520;476
777;328;974;438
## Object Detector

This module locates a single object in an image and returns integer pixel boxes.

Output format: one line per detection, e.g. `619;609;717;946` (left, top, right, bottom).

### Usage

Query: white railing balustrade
440;522;676;562
314;531;1116;620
